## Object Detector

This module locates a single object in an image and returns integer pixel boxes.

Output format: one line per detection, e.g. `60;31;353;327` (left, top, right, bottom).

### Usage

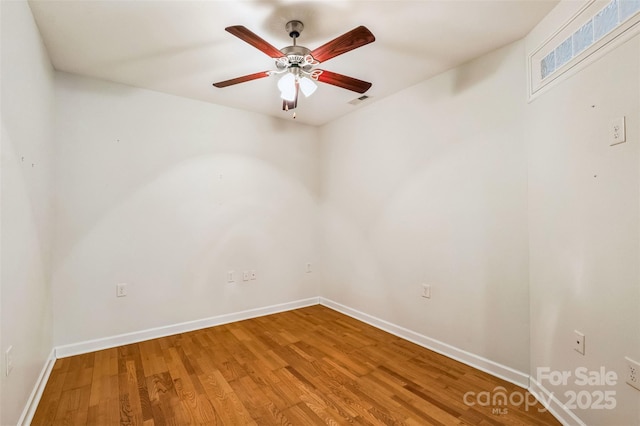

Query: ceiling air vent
348;95;371;105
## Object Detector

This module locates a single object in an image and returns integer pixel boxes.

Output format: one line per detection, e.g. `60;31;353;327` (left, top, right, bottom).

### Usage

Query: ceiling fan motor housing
277;45;314;71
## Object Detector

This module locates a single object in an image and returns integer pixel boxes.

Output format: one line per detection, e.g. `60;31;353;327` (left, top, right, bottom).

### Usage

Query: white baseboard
17;348;56;426
55;297;320;358
319;297;530;389
529;378;586;426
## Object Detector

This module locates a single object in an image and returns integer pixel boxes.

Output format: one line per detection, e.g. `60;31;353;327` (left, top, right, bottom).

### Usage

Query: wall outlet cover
625;357;640;391
609;116;626;145
5;346;14;376
116;283;127;297
421;284;431;299
573;330;585;355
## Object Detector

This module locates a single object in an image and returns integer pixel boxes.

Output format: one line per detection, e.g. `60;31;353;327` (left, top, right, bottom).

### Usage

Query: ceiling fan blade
315;70;372;93
310;26;375;63
225;26;284;58
212;71;270;88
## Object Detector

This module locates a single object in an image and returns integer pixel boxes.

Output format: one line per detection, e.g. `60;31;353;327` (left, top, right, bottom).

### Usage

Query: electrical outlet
573;330;585;355
5;346;14;376
243;271;250;281
306;263;312;273
625;357;640;391
609;116;626;145
116;283;127;297
421;284;431;299
227;270;235;283
250;270;256;280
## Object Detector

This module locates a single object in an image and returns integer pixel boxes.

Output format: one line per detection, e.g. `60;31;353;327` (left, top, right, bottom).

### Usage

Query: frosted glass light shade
278;73;296;101
299;77;317;97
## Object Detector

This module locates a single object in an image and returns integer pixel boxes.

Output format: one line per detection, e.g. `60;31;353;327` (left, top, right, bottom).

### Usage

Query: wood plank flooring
33;305;560;425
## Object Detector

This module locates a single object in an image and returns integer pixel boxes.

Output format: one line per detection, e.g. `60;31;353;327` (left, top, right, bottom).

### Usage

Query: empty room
2;0;640;424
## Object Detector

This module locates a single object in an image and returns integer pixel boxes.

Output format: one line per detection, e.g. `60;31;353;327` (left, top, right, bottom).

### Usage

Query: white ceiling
28;0;558;126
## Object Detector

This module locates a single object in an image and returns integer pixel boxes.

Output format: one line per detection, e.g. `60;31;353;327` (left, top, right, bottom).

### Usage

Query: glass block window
572;21;594;55
541;51;556;79
540;0;640;80
555;37;573;68
621;0;640;19
594;0;619;39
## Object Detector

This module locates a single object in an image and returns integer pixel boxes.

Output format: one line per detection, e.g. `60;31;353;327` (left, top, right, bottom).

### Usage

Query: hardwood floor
33;305;559;425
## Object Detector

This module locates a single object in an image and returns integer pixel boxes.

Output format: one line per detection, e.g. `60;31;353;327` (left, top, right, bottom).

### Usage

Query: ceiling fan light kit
213;20;375;117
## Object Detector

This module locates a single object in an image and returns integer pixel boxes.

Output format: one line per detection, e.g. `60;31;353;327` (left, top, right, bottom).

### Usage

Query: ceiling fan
213;21;375;114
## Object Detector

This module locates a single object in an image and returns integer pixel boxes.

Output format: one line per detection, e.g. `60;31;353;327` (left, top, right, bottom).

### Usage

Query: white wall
52;73;321;346
319;41;530;374
0;1;55;424
526;11;640;426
